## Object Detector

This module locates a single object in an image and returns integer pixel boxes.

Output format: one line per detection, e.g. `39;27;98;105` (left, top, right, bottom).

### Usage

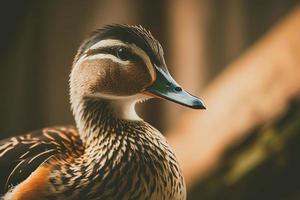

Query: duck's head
70;24;205;120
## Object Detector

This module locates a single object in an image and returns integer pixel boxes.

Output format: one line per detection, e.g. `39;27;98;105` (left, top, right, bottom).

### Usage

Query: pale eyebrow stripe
82;39;156;81
89;39;125;49
85;54;130;65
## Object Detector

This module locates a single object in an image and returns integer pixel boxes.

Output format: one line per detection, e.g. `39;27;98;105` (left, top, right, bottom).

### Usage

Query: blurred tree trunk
166;6;300;199
189;99;300;199
165;0;209;127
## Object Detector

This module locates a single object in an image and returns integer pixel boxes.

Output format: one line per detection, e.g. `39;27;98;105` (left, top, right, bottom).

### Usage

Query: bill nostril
166;82;172;87
165;82;182;92
174;87;182;92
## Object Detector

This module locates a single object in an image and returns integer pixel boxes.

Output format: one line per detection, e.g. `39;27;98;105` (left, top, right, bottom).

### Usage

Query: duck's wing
0;126;83;195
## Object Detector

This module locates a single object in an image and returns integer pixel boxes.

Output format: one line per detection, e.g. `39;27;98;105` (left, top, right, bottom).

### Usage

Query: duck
0;24;205;200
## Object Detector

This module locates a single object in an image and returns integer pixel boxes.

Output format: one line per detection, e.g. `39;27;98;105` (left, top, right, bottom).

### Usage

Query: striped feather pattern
0;127;83;195
42;99;186;200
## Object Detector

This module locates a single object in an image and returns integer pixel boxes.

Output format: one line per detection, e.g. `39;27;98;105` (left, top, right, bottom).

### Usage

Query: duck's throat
72;97;141;145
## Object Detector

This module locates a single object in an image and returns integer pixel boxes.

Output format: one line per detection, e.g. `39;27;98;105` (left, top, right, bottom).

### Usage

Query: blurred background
1;0;300;199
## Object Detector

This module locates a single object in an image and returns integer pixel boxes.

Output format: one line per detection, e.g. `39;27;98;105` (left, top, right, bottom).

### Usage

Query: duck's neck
71;96;142;145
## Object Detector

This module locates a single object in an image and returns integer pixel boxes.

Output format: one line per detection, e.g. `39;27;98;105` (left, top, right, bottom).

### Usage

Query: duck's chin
112;95;152;121
88;92;150;121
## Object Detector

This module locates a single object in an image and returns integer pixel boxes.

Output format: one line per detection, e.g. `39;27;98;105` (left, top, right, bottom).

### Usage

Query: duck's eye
116;47;131;61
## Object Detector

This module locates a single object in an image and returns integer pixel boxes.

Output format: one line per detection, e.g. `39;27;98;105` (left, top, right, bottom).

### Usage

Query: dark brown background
0;1;299;199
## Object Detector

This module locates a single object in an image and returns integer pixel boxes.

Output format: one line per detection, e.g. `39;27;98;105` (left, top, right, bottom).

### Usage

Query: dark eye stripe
85;47;114;56
85;47;138;61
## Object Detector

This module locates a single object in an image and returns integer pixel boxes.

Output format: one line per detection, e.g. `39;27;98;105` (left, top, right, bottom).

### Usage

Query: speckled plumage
45;100;186;199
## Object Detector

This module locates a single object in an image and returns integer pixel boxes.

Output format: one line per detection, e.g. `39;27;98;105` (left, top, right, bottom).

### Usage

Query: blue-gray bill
146;67;206;109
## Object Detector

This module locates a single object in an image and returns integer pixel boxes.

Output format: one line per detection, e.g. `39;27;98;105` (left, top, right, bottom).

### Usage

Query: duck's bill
145;67;206;109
